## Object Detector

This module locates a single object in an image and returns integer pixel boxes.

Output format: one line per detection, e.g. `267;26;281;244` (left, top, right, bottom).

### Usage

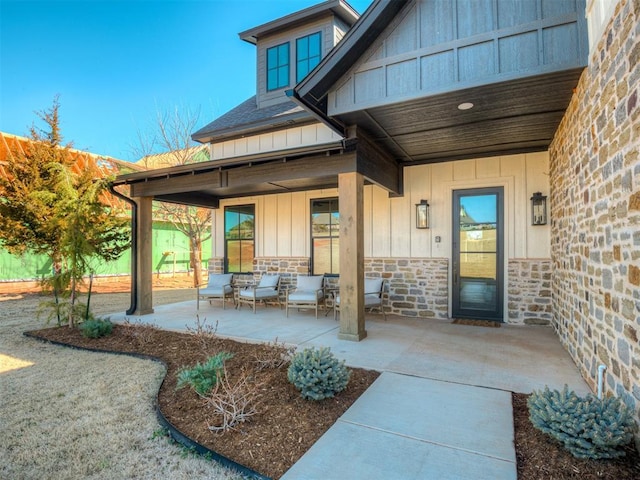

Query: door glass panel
460;253;497;280
459;278;497;311
453;190;502;319
459;228;497;253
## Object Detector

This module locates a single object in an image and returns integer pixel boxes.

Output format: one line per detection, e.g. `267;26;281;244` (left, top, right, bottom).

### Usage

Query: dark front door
452;187;504;321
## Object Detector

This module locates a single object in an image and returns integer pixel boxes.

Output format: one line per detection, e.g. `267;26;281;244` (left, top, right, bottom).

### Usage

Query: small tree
0;98;129;327
133;105;211;287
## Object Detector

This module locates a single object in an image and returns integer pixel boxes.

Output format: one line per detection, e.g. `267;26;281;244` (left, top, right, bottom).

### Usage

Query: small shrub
527;385;638;459
121;318;159;346
206;366;263;433
287;346;351;401
185;315;218;354
254;338;296;371
177;352;234;396
79;317;113;339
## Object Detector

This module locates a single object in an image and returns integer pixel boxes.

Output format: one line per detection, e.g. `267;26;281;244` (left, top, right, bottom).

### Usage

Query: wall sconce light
416;199;429;229
530;192;547;226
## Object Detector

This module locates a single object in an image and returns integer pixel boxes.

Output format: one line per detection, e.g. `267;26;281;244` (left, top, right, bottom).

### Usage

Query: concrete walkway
111;301;590;480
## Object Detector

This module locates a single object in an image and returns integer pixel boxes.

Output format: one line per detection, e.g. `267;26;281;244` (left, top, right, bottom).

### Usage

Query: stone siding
209;256;450;318
507;259;553;325
209;256;310;288
365;258;449;319
549;0;639;432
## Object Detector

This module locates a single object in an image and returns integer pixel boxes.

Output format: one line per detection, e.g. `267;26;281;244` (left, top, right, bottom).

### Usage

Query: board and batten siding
210;123;342;160
211;152;550;261
329;0;587;115
256;15;349;109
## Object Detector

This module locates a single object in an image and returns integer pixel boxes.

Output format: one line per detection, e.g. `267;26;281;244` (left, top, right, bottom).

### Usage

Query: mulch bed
27;325;379;479
513;393;640;479
27;325;640;479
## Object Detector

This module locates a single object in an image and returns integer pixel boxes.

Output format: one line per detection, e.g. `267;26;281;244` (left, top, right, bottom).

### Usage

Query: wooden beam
134;196;154;315
338;172;366;341
224;152;356;188
349;126;402;195
130;170;226;197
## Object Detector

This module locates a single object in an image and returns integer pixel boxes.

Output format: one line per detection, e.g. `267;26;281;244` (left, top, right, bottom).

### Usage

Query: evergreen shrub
79;317;113;339
527;385;638;459
177;352;234;396
287;346;350;401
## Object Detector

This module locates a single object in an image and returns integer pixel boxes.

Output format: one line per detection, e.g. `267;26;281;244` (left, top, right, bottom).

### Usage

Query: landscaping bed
27;323;640;480
28;324;379;479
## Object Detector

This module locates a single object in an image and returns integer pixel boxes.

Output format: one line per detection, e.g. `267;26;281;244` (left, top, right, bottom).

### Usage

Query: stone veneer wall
208;257;310;289
210;256;449;318
548;0;639;427
507;259;553;325
365;258;449;319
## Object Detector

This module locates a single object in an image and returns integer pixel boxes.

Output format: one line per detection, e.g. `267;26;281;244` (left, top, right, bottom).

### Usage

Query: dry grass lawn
0;285;241;480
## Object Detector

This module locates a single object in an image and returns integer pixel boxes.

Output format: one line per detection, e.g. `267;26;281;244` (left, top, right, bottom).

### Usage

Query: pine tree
0;97;129;326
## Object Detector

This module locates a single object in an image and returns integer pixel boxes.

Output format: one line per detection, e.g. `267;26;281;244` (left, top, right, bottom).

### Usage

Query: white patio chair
334;278;386;321
196;273;234;310
285;275;325;318
237;274;281;313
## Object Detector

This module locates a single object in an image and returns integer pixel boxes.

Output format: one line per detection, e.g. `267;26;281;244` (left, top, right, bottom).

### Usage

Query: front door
452;187;503;321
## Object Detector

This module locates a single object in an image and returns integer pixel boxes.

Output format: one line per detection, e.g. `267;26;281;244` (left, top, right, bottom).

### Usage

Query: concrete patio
111;299;589;395
110;299;590;480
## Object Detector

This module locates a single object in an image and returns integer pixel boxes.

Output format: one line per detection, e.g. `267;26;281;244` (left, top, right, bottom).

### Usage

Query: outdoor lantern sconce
416;200;429;229
530;192;547;226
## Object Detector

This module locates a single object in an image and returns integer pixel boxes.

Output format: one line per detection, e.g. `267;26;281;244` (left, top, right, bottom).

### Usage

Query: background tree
0;98;129;326
132;105;211;287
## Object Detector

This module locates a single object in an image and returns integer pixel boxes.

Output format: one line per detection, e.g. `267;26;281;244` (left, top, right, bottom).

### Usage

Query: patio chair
334;278;386;321
237;274;281;313
285;275;326;318
196;273;234;310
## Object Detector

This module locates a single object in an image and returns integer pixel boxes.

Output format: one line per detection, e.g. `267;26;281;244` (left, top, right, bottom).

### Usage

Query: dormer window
296;32;322;82
267;42;290;91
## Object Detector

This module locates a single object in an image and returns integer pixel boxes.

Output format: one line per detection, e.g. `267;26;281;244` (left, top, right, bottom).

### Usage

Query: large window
296;32;321;82
225;205;255;273
267;42;290;91
311;198;339;275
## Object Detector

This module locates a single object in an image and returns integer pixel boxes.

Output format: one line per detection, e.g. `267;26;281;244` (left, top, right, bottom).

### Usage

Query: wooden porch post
338;172;366;341
134;196;154;315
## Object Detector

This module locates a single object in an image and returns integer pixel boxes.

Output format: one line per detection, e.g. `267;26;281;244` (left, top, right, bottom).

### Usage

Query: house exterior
113;0;639;432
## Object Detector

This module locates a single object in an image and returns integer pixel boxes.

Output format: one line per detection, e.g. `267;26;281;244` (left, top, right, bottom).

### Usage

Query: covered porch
108;300;589;395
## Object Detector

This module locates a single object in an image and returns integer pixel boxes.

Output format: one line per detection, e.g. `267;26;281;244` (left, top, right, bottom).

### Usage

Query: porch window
296;32;321;82
267;42;290;91
311;198;339;275
224;205;255;273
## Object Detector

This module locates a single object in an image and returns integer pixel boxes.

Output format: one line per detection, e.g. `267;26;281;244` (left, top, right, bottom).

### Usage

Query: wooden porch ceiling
333;69;584;163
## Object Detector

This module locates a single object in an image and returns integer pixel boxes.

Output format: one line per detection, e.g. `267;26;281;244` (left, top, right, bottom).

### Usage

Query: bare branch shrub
185;315;218;354
205;367;263;433
120;318;159;347
253;338;296;371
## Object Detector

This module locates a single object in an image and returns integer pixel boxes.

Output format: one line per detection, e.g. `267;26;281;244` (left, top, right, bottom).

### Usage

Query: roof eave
113;140;346;185
191;110;316;144
239;0;360;44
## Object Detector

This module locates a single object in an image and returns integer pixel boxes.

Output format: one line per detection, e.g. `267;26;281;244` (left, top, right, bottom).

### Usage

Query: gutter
108;183;137;316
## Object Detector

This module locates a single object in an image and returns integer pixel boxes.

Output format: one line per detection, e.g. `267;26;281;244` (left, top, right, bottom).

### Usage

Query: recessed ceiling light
457;102;474;110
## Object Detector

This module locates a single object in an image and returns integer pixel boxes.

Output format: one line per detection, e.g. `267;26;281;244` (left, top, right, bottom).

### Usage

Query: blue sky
0;0;371;161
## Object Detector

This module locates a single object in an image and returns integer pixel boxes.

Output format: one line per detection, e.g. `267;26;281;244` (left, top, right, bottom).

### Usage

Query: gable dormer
239;0;359;109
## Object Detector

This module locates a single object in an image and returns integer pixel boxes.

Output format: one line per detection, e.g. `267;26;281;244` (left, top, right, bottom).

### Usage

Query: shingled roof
191;95;314;144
